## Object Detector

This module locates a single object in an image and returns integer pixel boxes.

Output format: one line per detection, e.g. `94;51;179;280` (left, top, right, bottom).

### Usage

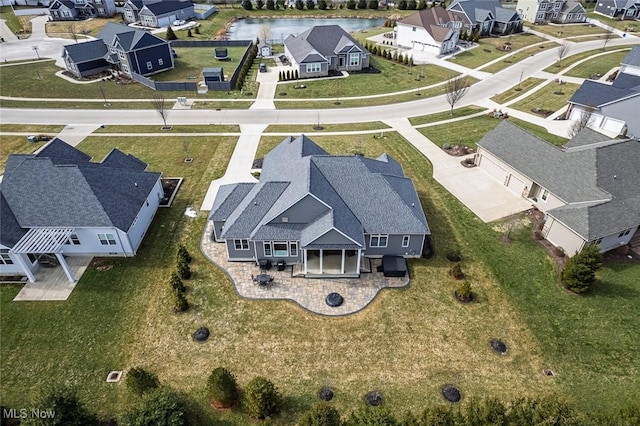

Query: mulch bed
442;144;475;156
160;178;181;207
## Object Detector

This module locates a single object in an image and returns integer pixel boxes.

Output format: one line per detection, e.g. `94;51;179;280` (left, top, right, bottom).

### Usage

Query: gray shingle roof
213;135;430;246
101;148;148;171
479;121;640;240
209;183;255;221
569;79;637;108
611;72;640;90
98;23;166;51
0;192;27;248
284;25;367;65
64;40;109;64
1;139;160;232
563;127;612;149
143;0;193;16
621;45;640;67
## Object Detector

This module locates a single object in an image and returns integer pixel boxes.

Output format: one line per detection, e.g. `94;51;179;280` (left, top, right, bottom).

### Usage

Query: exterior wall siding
595;225;639;252
272;194;328;224
226;240;256;260
396;25;441;54
600;96;640;138
364;234;424;257
309;229;358;246
127;178;163;253
255;241;302;263
130;44;174;76
54;227;128;256
543;217;585;256
212;220;225;241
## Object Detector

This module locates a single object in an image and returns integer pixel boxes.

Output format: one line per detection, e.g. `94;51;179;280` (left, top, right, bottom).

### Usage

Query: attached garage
506;174;526;196
478;154;507;184
601;117;625;135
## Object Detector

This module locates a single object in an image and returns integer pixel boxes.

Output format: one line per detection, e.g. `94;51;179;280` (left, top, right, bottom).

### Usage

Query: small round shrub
449;263;464;280
299;402;341;426
455;281;473;303
243;376;281;419
553;246;565;257
207;367;239;408
533;230;544;240
173;289;189;313
126;367;159;396
121;388;186;426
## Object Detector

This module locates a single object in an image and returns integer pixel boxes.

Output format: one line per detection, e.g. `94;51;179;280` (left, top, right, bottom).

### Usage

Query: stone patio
13;256;93;301
200;221;409;316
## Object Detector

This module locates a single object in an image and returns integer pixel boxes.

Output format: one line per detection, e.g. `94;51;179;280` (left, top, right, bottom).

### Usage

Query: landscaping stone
193;327;210;342
441;384;461;402
318;386;334;401
365;390;383;406
490;339;507;354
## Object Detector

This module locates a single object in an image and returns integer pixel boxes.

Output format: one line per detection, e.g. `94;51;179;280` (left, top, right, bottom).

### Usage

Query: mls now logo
2;408;56;419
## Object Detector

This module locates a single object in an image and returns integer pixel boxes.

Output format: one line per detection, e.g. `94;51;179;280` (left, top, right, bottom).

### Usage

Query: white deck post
303;249;307;274
341;249;345;274
356;250;361;274
13;255;36;283
319;249;323;274
55;253;76;282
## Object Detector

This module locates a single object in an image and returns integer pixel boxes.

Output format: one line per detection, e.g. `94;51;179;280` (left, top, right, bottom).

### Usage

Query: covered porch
10;228;78;283
304;248;361;278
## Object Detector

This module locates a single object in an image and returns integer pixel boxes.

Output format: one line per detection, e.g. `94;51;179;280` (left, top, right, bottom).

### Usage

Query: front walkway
201;222;409;316
13;256;93;301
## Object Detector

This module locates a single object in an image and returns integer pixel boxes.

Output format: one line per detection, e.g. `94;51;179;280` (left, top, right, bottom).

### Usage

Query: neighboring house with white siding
209;135;430;278
475;121;640;256
0;139;163;283
395;8;463;56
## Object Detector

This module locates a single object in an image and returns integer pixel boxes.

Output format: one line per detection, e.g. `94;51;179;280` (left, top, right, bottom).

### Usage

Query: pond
227;17;386;44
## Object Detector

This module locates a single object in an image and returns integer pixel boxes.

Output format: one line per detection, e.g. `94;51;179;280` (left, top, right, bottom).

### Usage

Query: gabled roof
397;8;463;41
63;39;110;65
562;0;586;14
211;135;429;245
284;25;367;64
563;127;612;149
50;0;75;10
568;79;639;108
101;148;148;171
621;45;640;68
611;72;640;90
478;121;640;240
0;193;27;248
98;22;167;51
142;0;193;16
0;139;160;238
208;183;255;221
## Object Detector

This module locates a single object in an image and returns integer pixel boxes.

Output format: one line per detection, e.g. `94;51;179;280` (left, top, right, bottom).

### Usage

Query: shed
203;67;224;82
381;255;407;277
259;42;272;57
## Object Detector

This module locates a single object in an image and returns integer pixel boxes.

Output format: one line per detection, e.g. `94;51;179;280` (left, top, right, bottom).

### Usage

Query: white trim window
146;61;153;70
349;53;360;67
65;234;81;245
264;242;272;257
618;229;632;238
370;234;388;248
98;233;116;245
402;235;410;248
158;58;163;66
306;63;321;73
541;189;549;201
234;239;249;250
273;242;288;257
290;242;298;257
0;249;13;265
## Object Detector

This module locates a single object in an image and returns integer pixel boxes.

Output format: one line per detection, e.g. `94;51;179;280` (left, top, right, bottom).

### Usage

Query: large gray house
0;139;163;283
447;0;523;36
123;0;196;28
284;25;370;79
209;135;430;278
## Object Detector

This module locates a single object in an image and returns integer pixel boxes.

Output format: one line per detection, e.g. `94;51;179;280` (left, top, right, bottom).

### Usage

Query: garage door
601;117;625;134
479;155;507;184
506;174;526;196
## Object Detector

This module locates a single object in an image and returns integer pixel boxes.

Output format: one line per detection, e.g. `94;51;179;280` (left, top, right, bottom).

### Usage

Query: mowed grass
154;46;247;82
418;115;502;149
543;46;627;72
276;57;456;99
1;130;639;422
92;124;240;133
525;23;606;38
564;49;630;78
263;121;390;134
0;5;23;33
0;136;46;173
508;117;568;146
409;105;486;126
481;42;558;73
45;17;122;37
510;81;580;115
448;34;546;69
491;77;546;105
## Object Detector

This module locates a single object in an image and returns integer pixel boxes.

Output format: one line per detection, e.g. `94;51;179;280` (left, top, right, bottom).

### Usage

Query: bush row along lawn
525;22;607;38
447;33;547;69
276;57;457;99
263;121;390;134
481;42;559;73
543;45;628;72
490;77;546;105
154;47;248;82
2;130;638;423
92;124;241;133
409;105;485;126
563;49;630;78
0;60;255;100
510;81;579;116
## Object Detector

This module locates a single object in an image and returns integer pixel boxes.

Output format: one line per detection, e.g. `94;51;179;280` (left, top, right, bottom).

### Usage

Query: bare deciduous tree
557;42;570;67
151;94;170;129
569;106;595;138
602;29;614;50
98;80;110;107
516;70;524;91
258;25;271;45
66;22;79;43
444;76;470;114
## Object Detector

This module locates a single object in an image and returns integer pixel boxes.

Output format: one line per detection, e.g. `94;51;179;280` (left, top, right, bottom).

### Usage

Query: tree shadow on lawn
588;279;640;299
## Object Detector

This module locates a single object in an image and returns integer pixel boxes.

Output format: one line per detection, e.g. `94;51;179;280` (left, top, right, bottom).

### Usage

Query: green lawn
418;115;502;149
2;129;639;423
0;136;46;173
543;46;628;72
276;57;457;99
448;34;546;69
481;42;558;73
92;124;240;133
154;46;247;82
525;22;606;38
510;81;579;116
509;117;568;146
564;49;630;78
263;121;390;134
409;105;486;126
587;9;640;32
0;5;23;33
491;77;546;105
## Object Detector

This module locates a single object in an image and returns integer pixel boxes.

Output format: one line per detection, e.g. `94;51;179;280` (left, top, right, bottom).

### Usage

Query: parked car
259;63;267;73
173;20;186;26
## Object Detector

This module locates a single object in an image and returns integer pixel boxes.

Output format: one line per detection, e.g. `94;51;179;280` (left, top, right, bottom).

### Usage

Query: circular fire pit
441;384;461;402
193;327;210;342
326;293;344;307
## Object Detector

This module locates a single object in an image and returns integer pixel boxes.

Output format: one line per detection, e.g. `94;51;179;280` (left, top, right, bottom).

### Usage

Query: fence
194;4;216;20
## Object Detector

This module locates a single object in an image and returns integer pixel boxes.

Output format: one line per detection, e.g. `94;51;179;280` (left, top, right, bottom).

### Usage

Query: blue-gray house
209;135;430;278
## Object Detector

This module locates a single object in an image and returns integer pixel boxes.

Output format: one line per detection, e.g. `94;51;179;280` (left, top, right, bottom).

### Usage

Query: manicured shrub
407;0;417;9
295;0;304;8
194;25;200;34
207;367;239;408
241;0;253;9
121;388;186;426
187;28;192;37
243;376;281;419
420;404;459;425
126;367;160;396
397;0;407;9
346;406;398;425
24;385;98;426
464;397;506;426
177;259;191;279
299;402;341;426
173;289;189;312
456;280;472;302
256;0;264;8
165;26;177;41
294;69;299;79
561;244;602;293
417;0;427;9
346;0;356;8
177;244;192;263
449;263;464;279
266;0;275;8
306;0;315;8
368;0;378;9
357;0;367;8
170;272;185;293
